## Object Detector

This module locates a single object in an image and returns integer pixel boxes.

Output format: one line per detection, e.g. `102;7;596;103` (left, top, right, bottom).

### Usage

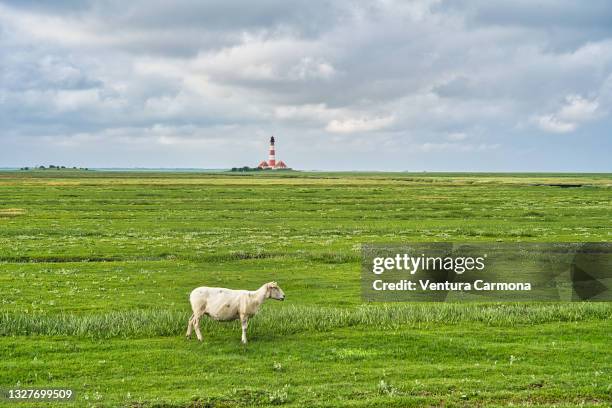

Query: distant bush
20;165;90;171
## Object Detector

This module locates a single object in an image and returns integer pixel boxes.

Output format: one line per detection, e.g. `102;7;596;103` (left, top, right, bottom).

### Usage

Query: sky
1;0;611;171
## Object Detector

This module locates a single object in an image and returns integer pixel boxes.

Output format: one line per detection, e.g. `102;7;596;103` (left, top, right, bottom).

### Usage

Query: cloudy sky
1;0;611;171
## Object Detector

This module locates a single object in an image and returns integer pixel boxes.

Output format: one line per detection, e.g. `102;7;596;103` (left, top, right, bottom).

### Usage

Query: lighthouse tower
268;136;276;167
257;136;289;169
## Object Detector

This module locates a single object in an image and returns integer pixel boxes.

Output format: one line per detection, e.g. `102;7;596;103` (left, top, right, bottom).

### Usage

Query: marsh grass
0;251;360;264
2;303;609;339
1;171;611;407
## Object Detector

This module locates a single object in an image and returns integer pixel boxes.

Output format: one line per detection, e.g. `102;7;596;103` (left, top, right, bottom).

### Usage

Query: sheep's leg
240;316;249;344
186;314;194;338
193;312;204;341
189;300;206;342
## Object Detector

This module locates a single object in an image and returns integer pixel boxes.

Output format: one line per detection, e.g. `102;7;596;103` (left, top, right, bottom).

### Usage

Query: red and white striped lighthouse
268;136;276;167
257;136;289;169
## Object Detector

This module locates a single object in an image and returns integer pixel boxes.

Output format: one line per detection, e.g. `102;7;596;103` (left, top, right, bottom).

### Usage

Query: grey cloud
438;0;612;51
441;0;612;30
1;53;103;91
2;0;344;57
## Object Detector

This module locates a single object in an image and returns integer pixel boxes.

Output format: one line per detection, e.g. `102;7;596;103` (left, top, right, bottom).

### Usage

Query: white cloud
191;36;332;83
288;57;336;80
535;94;599;133
325;116;395;133
535;115;577;133
557;95;599;121
0;4;110;48
447;132;468;141
54;89;101;112
274;103;336;122
418;142;500;152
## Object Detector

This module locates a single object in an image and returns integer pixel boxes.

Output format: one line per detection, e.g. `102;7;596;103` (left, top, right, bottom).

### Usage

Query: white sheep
186;281;285;343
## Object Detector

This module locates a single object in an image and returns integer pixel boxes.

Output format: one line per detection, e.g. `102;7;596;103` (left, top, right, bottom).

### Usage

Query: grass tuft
1;303;609;339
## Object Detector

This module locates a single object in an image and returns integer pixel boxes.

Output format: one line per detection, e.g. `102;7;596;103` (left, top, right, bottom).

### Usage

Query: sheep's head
267;282;285;301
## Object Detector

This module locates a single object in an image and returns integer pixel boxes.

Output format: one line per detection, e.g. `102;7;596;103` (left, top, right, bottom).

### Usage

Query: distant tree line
230;166;263;172
19;165;90;171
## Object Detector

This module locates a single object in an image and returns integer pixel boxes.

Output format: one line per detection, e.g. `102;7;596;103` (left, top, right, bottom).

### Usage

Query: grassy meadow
0;170;611;407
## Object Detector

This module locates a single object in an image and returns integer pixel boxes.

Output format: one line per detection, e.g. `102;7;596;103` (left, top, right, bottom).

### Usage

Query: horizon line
0;167;610;174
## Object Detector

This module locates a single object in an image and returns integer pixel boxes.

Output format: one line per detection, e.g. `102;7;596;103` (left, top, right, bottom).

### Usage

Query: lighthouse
268;136;276;167
257;136;289;170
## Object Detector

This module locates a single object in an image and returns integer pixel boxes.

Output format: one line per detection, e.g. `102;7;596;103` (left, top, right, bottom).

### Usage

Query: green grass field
1;171;610;407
